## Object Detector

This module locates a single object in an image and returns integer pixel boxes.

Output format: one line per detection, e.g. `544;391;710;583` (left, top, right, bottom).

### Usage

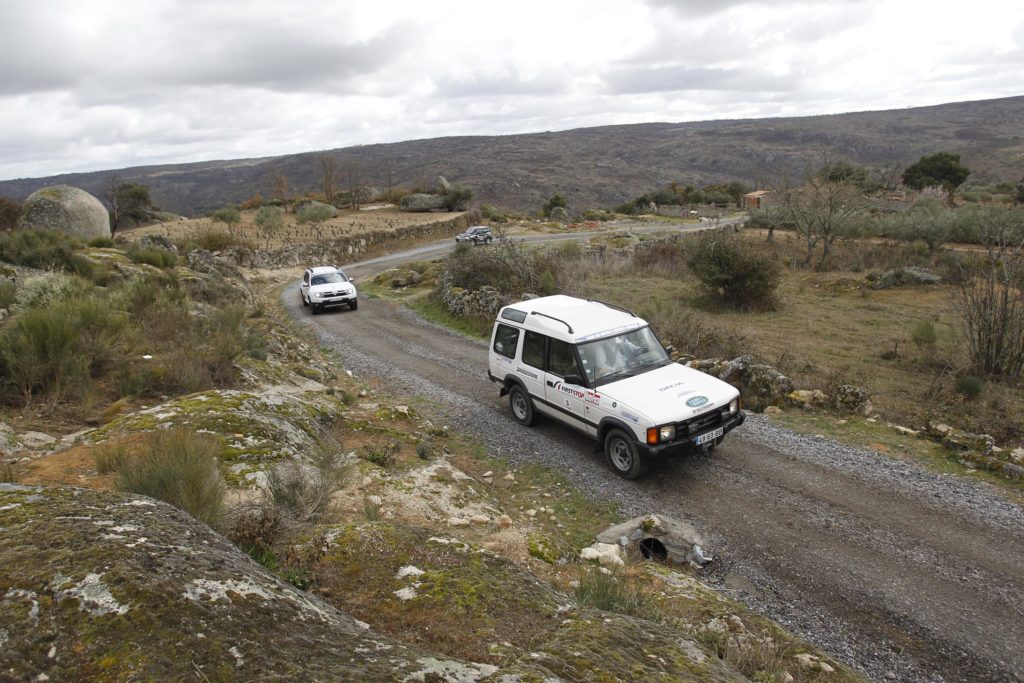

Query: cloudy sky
1;0;1021;180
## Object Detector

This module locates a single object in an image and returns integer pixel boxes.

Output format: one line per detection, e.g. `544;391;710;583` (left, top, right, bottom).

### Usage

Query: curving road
285;227;1024;683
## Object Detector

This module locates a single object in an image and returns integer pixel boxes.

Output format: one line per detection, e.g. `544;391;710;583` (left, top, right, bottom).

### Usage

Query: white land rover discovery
487;295;744;479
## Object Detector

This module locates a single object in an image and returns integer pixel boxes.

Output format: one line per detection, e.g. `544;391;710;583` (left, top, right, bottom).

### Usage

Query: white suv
300;265;358;314
487;295;744;479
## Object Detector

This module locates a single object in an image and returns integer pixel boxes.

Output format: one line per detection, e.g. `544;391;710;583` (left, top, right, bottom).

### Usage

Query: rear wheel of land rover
509;385;534;426
605;429;647;479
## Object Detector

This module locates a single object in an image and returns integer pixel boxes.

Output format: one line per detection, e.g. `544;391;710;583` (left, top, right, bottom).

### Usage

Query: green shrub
115;428;225;528
910;319;937;350
127;245;177;268
266;434;349;524
193;229;239;252
574;569;658;619
87;236;116;248
0;305;91;405
93;441;131;475
0;229;97;279
955;375;985;400
0;280;14;309
687;233;781;310
14;272;89;310
416;442;433;460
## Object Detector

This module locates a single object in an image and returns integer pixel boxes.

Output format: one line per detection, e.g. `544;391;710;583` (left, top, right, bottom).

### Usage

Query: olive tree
254;206;283;249
211;205;241;237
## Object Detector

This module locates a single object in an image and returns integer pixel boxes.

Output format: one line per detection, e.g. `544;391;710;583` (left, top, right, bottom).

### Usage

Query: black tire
311;303;320;315
604;429;647;480
300;291;308;307
486;236;492;244
349;298;358;311
508;385;535;426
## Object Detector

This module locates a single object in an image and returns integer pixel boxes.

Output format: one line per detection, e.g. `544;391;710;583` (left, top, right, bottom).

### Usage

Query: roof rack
587;299;638;318
530;311;573;334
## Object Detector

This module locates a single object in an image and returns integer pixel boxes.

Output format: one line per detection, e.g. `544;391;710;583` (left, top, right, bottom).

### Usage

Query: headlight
659;425;676;441
729;398;739;415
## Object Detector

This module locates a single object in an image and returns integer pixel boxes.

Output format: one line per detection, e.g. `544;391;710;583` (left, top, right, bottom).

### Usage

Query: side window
303;272;309;284
493;324;520;359
522;331;546;369
548;339;580;379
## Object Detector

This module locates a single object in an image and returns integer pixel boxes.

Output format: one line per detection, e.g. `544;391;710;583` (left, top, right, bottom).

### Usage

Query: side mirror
348;276;355;283
664;345;675;355
563;374;584;386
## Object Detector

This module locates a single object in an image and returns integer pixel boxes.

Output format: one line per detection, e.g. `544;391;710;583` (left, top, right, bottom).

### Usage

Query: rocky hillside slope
1;240;864;681
0;96;1020;216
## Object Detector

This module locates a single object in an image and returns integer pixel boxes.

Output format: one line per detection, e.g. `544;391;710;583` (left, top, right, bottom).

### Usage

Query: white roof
309;265;342;274
498;295;647;343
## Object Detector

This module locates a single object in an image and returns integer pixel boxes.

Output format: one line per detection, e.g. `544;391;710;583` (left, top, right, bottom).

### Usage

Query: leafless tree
103;174;122;233
954;207;1024;378
268;169;289;205
319;155;337;204
773;152;866;269
343;157;365;209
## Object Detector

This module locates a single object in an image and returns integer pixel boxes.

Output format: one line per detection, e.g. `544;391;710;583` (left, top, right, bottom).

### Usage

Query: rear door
516;330;548;405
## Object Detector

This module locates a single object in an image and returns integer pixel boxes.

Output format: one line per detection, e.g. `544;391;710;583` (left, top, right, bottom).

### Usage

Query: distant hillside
1;96;1021;217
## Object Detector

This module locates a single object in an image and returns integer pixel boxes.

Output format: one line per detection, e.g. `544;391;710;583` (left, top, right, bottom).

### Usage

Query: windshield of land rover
577;327;670;386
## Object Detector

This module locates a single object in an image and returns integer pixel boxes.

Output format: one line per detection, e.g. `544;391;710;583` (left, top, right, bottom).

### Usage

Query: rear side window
522;331;546;369
493;324;520;359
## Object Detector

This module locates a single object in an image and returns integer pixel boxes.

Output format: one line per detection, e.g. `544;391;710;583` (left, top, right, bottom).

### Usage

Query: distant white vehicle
300;265;358;314
487;295;744;479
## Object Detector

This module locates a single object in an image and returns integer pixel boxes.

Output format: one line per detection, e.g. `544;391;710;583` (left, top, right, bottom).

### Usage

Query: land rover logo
685;396;709;408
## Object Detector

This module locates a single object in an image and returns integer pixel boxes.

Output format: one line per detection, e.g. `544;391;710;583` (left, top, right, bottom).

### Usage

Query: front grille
683;410;725;435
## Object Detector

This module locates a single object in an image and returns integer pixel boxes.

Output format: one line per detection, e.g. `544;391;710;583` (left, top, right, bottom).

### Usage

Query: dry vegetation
122;206;462;249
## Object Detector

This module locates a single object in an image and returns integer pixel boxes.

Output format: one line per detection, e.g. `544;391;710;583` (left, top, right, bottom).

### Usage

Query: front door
544;338;591;433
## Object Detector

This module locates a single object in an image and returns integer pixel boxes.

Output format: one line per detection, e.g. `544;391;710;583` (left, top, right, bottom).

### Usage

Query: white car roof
497;295;647;344
308;265;343;274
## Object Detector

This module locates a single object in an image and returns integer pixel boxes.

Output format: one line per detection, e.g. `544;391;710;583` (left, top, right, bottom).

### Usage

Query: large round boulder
18;185;110;239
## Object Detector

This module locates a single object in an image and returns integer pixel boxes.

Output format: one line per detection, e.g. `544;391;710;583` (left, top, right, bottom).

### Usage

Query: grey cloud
433;72;569;99
641;0;838;18
604;64;797;94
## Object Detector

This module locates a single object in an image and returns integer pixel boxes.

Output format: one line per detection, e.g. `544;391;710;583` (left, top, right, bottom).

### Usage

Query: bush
115;428;225;529
93;441;131;475
0;305;91;405
266;433;349;524
0;229;95;278
0;280;15;309
192;229;240;252
955;375;985;400
127;244;177;269
687;233;781;310
13;272;89;311
910;319;937;350
87;236;116;248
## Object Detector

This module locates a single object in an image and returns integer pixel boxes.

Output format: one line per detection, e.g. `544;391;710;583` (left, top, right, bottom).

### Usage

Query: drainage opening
639;538;668;563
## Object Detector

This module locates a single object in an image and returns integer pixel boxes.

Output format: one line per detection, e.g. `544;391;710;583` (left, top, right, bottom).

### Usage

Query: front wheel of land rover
605;429;647;480
508;385;535;426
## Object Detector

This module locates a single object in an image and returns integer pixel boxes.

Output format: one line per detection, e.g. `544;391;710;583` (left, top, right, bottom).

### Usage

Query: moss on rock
0;485;502;681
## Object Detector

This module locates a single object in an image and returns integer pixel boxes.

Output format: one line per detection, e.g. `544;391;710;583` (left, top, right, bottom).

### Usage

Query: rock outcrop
400;193;446;212
0;484;499;681
866;267;942;290
18;185;110;239
687;356;794;412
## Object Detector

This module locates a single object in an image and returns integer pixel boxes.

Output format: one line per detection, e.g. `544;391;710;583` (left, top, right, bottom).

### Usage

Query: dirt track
284;234;1024;683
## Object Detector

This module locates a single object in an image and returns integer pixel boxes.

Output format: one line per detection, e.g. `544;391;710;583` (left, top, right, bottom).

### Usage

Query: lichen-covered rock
832;384;872;416
926;421;995;455
549;206;571;224
17;185;110;239
687;356;793;412
0;485;499;681
85;383;344;484
184;249;256;305
866;267;942;290
400;193;446;212
138;234;178;254
293;199;339;218
786;389;829;410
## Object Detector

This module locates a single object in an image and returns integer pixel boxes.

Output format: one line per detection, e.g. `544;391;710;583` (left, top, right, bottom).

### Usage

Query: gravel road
284;232;1024;683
